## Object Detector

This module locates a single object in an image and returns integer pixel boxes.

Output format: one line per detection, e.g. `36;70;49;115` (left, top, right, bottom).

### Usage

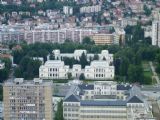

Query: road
149;62;160;85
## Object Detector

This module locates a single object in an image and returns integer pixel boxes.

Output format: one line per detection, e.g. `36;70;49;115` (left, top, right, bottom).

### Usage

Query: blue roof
81;100;126;106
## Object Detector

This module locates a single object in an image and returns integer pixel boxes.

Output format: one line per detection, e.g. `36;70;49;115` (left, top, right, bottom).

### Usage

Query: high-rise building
152;21;160;47
3;78;53;120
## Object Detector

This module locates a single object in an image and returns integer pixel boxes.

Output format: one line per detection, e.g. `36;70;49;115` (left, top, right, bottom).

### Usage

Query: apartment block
152;21;160;47
0;60;5;70
63;6;73;15
63;81;155;120
3;78;53;120
80;5;101;13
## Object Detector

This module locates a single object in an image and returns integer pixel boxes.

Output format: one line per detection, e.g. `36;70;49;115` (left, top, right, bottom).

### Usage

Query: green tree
14;67;23;78
79;73;85;80
119;57;129;76
128;64;144;83
80;52;88;69
55;100;64;120
82;37;94;45
93;54;99;60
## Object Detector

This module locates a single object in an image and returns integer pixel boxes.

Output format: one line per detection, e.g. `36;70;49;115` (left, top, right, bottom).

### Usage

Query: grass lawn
142;61;153;84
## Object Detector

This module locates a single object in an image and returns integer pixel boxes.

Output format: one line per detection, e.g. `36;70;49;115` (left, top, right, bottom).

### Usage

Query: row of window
80;110;126;113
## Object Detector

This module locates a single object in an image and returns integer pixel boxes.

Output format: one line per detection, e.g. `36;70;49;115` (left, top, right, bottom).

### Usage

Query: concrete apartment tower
152;21;160;47
3;78;53;120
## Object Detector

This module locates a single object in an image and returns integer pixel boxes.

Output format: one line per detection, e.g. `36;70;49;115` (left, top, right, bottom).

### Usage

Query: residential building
80;5;101;13
39;60;69;79
63;6;73;15
0;60;5;70
91;33;114;45
63;81;155;120
152;21;160;47
3;78;53;120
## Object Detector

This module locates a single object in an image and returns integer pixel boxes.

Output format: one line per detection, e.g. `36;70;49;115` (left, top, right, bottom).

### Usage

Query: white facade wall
152;21;160;47
94;81;117;95
79;106;127;120
39;60;69;79
85;61;114;80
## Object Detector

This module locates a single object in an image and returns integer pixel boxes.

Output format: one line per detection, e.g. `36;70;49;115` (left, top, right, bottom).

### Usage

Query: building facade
85;61;114;80
40;50;114;80
152;21;160;47
3;78;53;120
39;60;69;79
63;81;155;120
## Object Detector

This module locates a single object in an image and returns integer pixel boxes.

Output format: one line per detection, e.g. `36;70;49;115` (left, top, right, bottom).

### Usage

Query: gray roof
64;94;80;102
78;84;94;90
81;100;126;106
127;96;143;103
117;85;131;90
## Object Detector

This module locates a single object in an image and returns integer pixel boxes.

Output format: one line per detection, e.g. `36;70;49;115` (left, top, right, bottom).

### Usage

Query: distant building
80;5;101;13
85;61;114;80
152;21;160;47
40;49;114;80
0;60;5;70
3;78;53;120
63;6;73;15
52;49;113;63
63;81;155;120
39;60;69;79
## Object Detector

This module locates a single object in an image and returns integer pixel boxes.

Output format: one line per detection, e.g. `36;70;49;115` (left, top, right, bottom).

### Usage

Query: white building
39;60;69;79
152;21;160;47
80;5;101;13
52;49;113;63
85;61;114;80
0;60;5;70
63;6;73;15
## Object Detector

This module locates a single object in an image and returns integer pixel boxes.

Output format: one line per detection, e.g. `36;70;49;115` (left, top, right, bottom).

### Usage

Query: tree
156;64;160;74
80;52;88;69
0;69;9;82
82;37;94;45
93;54;99;60
50;54;55;60
79;73;85;80
55;100;64;120
67;73;72;79
119;57;129;76
14;67;23;78
144;5;151;16
127;64;144;84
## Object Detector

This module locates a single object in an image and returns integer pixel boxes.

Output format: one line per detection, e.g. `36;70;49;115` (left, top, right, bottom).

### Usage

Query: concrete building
152;21;160;47
92;33;114;45
80;5;101;13
3;78;53;120
52;49;113;63
63;6;73;15
24;29;96;44
39;60;69;79
63;81;155;120
0;60;5;70
41;50;114;80
85;61;114;80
